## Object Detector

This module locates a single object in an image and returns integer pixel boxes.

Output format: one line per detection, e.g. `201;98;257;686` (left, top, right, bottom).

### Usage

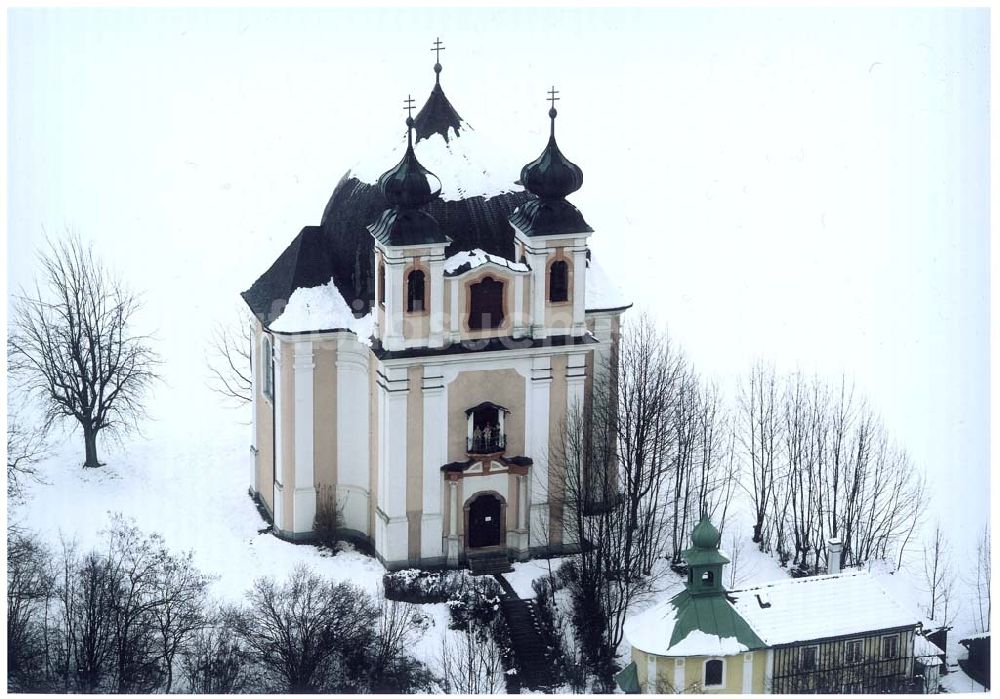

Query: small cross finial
547;85;560;110
404;94;416;120
431;37;446;64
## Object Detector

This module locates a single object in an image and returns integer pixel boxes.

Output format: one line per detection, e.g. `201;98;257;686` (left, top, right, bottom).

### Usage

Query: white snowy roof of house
269;277;374;340
729;570;919;647
585;257;631;312
624;598;752;657
914;634;944;665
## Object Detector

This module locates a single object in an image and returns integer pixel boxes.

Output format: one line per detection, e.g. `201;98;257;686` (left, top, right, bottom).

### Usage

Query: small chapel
241;41;630;571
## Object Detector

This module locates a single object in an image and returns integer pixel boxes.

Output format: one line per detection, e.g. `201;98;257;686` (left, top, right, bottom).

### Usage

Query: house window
800;645;818;670
468;276;504;330
549;259;569;302
261;336;274;401
407;269;425;312
881;635;898;660
377;263;385;307
845;639;864;664
704;658;724;688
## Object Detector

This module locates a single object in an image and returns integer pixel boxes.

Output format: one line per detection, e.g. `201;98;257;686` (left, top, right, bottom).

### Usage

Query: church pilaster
291;340;315;535
526;355;552;548
571;247;588;336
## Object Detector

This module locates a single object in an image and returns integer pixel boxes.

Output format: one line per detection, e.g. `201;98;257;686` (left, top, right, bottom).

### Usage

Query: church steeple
509;89;593;237
368;99;448;247
520;87;584;200
413;37;465;143
683;515;730;597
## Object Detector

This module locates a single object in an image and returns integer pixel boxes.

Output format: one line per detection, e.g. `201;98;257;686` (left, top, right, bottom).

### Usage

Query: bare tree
7;528;56;692
226;565;378;692
437;629;506;694
737;362;783;547
206;312;252;406
8;234;160;468
972;527;990;633
6;409;47;499
921;522;956;627
180;611;255;693
149;550;213;692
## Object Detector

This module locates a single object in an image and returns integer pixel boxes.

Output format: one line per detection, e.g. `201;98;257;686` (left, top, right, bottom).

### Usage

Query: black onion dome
377;135;443;208
510;105;592;237
369;118;448;247
520;110;584;200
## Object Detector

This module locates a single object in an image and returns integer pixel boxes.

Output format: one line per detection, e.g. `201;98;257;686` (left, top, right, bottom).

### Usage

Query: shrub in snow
382;568;469;603
313;483;346;549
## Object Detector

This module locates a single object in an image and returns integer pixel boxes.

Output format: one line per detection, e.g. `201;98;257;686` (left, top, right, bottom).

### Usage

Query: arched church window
468;276;504;330
377;263;385;307
549;259;569;303
407;269;425;312
261;336;274;401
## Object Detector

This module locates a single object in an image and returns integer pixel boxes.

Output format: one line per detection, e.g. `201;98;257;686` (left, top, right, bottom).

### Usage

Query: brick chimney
828;537;843;575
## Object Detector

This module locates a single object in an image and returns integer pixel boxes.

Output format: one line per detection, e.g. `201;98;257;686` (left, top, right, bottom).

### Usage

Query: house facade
622;519;929;694
241;49;629;571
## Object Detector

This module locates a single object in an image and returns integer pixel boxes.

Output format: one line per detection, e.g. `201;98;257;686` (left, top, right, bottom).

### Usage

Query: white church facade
242;47;630;570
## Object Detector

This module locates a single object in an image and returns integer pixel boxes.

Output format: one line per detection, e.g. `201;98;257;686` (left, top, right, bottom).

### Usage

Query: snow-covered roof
729;570;919;646
585;257;631;313
914;634;944;665
351;129;520;203
269;277;374;340
624;596;754;657
443;248;529;277
960;631;991;642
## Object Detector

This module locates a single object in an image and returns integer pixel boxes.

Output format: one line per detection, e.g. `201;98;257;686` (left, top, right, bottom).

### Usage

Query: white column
446;479;460;565
429;256;445;347
529;250;548;339
513;274;526;338
765;649;774;691
335;339;370;535
645;655;657;693
571;247;587;336
272;337;286;531
385;261;405;351
380;365;409;562
527;355;552;547
449;280;460;342
673;657;685;693
291;341;315;535
742;653;753;693
421;366;446;559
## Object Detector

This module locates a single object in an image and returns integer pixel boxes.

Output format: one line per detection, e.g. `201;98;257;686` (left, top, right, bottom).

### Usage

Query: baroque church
242;42;630;570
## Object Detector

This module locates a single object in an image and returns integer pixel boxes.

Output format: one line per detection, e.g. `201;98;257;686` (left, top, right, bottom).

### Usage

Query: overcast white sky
7;8;989;563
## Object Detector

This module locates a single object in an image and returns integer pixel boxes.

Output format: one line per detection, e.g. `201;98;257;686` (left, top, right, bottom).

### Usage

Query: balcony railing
467;432;506;454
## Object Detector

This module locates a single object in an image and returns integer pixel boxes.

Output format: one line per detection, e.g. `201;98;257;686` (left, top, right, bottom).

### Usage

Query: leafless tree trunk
972;527;991;633
437;628;506;694
206;312;253;406
921;522;956;627
737;362;782;547
8;234;160;468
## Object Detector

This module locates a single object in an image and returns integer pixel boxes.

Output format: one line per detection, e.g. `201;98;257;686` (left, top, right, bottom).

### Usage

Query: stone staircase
495;574;560;692
467;550;513;575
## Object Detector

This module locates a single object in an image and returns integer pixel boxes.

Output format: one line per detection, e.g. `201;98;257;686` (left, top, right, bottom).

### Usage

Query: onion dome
509;90;593;237
520;107;584;199
369;111;449;247
377;117;443;208
690;515;722;550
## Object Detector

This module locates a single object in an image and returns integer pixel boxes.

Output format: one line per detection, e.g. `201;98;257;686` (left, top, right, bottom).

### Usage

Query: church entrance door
467;493;503;548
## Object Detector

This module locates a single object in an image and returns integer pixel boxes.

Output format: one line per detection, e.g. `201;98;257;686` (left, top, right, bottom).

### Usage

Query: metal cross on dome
404;94;416;119
548;86;560;109
431;37;446;63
